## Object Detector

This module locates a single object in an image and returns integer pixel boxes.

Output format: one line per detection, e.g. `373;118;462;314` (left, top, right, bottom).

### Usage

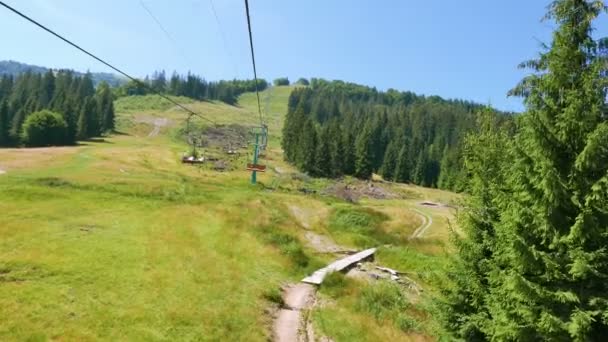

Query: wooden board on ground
302;248;376;285
246;163;266;172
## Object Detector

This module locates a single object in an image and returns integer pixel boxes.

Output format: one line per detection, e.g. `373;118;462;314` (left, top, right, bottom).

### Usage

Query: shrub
273;77;290;86
295;78;309;86
21;110;68;147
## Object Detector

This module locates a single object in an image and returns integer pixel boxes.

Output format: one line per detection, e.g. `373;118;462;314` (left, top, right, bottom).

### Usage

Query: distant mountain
0;60;126;87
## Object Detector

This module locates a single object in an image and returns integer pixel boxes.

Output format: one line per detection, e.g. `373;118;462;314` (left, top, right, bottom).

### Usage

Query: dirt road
274;283;316;342
148;118;169;137
410;208;433;239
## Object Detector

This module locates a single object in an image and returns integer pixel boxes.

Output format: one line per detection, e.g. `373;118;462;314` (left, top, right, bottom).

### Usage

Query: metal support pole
251;132;260;184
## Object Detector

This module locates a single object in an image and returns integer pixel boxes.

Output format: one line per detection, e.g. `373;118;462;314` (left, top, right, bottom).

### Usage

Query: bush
273;77;290;86
295;78;309;86
21;110;68;147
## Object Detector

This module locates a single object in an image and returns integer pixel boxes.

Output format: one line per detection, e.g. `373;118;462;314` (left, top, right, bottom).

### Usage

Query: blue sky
1;0;607;111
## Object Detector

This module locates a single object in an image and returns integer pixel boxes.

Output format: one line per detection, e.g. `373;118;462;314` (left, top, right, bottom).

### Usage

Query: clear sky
1;0;607;112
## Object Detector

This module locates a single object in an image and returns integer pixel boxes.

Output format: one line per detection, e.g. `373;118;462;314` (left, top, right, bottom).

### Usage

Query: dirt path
148;118;169;137
304;231;352;254
274;283;316;342
410;208;433;239
275;205;342;341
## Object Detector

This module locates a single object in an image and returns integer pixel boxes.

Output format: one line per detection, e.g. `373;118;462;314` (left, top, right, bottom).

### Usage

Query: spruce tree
0;100;9;146
299;118;317;174
394;144;411;183
439;1;608;340
76;102;88;141
96;82;115;132
342;129;356;176
329;120;344;177
412;151;427;186
380;139;399;181
354;120;373;179
314;126;332;176
436;108;510;340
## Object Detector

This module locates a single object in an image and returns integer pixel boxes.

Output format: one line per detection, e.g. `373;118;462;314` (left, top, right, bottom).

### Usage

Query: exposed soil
148;118;169;137
324;181;400;202
419;201;453;210
304;231;355;255
199;124;248;150
289;205;311;229
274;283;316;342
135;116;171;137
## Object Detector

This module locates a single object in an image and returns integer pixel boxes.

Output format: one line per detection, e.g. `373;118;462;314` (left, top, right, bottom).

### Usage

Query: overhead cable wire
208;0;240;78
0;0;217;126
243;0;264;125
139;0;194;67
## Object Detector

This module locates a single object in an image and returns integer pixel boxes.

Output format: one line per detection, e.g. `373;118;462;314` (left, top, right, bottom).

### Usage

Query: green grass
0;90;303;341
314;276;426;341
326;205;394;248
0;87;457;341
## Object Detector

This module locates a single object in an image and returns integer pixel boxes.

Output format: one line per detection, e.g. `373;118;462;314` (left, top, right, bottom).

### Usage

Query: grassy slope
0;86;458;341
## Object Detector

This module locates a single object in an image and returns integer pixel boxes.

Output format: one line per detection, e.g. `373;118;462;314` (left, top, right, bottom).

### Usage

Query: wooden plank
301;248;376;285
246;163;266;172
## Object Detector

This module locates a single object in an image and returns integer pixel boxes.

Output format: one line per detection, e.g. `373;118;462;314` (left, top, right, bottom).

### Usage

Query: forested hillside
0;60;125;87
0;70;114;147
116;71;268;105
282;79;513;191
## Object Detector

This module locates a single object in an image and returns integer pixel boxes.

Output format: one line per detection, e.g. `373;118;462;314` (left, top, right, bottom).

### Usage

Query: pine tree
299;118;317;174
342;129;356;175
394;144;411;183
96;82;115;132
76;101;89;141
329;120;344;177
314;126;332;176
412;151;427;186
436;108;510;340
0;100;9;146
439;1;608;340
380;139;399;181
355;120;374;179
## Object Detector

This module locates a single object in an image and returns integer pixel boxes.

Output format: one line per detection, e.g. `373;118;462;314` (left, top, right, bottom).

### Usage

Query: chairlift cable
243;0;264;126
0;0;218;126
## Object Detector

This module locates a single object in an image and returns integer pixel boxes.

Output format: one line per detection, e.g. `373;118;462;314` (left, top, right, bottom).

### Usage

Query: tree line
282;78;513;191
115;70;268;105
437;0;608;340
0;70;114;147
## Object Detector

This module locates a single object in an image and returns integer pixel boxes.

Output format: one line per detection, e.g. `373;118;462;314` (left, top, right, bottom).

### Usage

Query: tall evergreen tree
299;118;317;174
380;139;399;181
314;126;332;176
76;101;89;141
355;120;374;179
439;1;608;340
96;82;115;132
394;144;411;183
0;100;9;145
329;120;344;177
412;151;427;186
342;129;356;175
